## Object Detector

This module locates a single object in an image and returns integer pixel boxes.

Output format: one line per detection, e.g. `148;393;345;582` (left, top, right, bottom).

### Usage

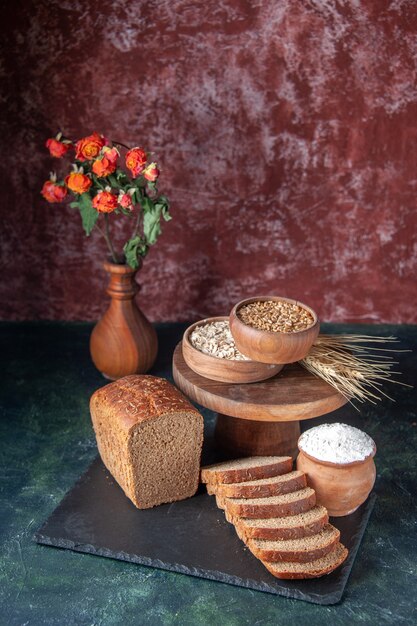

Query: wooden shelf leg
214;414;300;459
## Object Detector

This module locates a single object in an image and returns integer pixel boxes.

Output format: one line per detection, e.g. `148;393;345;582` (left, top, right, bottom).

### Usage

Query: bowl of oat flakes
182;316;283;383
229;297;319;364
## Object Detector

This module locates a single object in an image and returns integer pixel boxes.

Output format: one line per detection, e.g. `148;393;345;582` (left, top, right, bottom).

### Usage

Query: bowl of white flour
296;423;376;516
298;423;376;465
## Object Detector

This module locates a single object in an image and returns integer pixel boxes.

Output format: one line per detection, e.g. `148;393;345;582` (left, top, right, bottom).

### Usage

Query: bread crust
207;471;306;499
228;508;329;541
262;543;348;579
247;524;340;563
219;488;316;519
90;375;201;434
201;457;293;485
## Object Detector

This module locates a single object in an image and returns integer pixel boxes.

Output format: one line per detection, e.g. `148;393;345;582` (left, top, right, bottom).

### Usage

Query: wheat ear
300;334;411;408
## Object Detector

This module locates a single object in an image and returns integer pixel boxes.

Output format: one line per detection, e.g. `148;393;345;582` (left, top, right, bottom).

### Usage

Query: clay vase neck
105;261;140;300
90;261;158;380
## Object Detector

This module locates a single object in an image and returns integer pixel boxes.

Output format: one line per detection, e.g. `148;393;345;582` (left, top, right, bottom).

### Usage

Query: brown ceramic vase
90;261;158;380
296;446;376;517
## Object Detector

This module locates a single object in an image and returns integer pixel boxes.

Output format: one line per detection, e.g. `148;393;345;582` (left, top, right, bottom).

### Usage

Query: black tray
34;456;375;605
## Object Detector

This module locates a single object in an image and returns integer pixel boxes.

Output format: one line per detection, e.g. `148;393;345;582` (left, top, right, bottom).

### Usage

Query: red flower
118;192;133;210
92;190;118;213
125;147;147;177
41;181;68;203
92;147;118;178
65;172;92;194
143;162;159;182
45;138;71;158
75;132;106;161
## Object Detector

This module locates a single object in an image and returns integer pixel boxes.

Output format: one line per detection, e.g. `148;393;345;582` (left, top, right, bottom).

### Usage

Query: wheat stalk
300;334;411;409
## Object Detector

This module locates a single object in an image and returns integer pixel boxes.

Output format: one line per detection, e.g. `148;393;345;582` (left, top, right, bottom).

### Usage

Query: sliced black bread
206;470;307;499
226;505;329;541
217;487;316;519
246;523;340;563
262;542;349;579
201;456;293;485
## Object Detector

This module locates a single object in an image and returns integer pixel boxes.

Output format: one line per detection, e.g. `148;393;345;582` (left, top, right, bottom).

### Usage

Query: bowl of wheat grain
229;296;320;364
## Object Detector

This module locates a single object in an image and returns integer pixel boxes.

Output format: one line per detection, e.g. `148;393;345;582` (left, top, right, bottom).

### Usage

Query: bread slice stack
201;456;348;579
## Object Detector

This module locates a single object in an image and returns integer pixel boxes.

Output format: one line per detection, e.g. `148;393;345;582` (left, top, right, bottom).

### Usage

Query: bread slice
226;505;329;541
262;542;348;579
90;375;204;509
201;456;293;485
206;470;306;499
247;523;340;563
217;487;316;518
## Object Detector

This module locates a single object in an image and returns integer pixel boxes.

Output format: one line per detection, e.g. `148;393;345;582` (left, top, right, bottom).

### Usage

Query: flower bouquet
41;131;171;268
41;130;171;378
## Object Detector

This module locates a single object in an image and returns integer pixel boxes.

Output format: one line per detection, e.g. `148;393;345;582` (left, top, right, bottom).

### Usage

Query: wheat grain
300;334;411;408
238;300;314;333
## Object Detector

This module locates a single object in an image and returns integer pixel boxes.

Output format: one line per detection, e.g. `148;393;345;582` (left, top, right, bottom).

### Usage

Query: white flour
298;423;375;464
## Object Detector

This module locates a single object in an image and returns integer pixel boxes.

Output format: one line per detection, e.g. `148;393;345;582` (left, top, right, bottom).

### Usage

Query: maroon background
1;1;416;323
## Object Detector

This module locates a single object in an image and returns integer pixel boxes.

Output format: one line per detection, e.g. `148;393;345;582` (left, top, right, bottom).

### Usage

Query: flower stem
131;208;142;239
130;187;144;239
103;214;119;263
112;140;130;150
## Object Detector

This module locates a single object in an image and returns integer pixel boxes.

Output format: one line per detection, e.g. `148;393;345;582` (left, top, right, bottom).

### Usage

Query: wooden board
35;456;377;605
173;342;347;422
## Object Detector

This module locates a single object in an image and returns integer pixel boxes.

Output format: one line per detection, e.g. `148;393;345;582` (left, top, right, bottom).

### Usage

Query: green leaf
162;205;172;222
140;195;153;212
143;205;162;245
153;196;171;222
79;193;98;236
69;201;80;209
120;207;135;216
130;189;139;204
107;174;118;187
123;236;148;269
92;174;106;190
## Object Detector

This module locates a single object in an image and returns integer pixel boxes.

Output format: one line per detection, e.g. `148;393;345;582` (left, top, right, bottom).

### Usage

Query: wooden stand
172;343;347;459
215;414;300;458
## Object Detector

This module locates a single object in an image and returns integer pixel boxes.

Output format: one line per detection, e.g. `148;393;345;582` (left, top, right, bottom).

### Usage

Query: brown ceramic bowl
296;444;377;517
182;317;283;383
229;296;320;364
